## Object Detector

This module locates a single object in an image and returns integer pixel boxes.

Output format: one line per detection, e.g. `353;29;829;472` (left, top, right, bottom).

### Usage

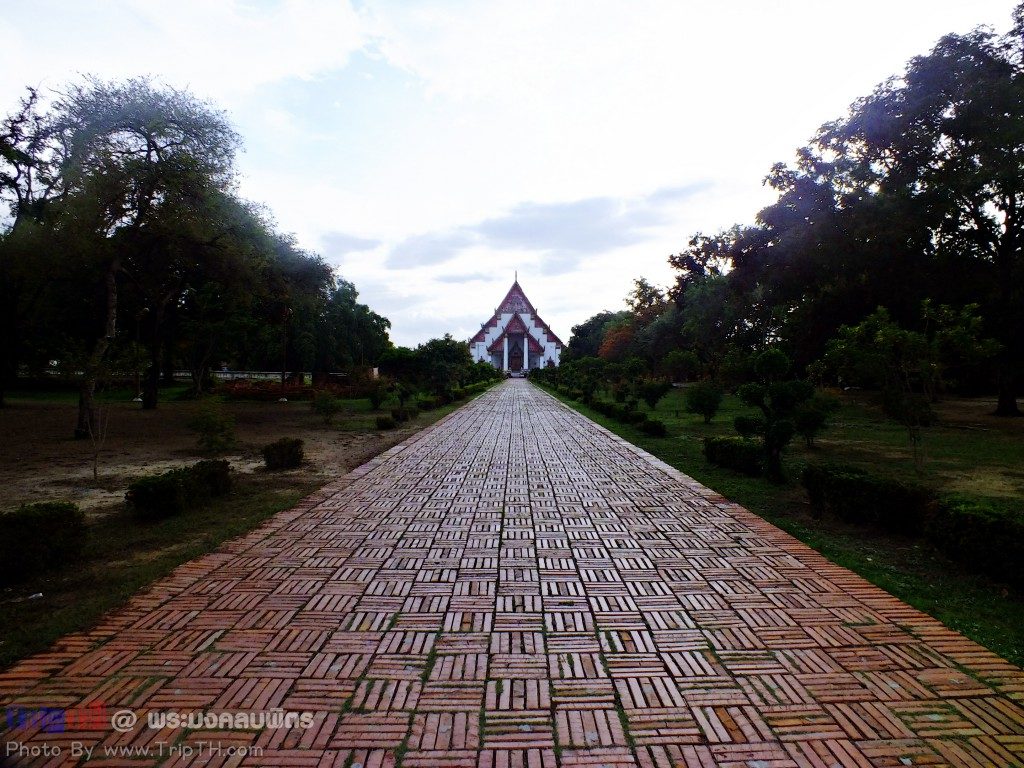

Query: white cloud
0;0;368;108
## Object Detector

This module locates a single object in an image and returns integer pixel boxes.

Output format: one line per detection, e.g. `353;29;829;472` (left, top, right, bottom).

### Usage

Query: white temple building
470;280;564;372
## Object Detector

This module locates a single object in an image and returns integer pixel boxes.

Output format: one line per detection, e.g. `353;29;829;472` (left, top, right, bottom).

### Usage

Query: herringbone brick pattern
2;380;1023;766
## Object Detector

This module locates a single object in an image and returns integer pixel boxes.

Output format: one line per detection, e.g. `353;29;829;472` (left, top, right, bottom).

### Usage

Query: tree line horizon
3;2;1023;439
564;5;1024;419
0;77;484;437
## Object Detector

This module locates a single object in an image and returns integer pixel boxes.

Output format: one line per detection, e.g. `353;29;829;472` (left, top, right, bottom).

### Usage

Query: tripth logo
3;702;110;733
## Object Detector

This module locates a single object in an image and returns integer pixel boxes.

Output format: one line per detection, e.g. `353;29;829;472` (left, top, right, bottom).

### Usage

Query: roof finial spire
515;269;518;283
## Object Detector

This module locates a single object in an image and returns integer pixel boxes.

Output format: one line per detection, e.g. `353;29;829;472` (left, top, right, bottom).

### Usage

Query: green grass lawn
539;383;1024;668
5;384;192;404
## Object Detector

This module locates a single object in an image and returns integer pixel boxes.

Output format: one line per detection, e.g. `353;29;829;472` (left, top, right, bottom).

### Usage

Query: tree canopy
0;77;394;432
566;5;1024;416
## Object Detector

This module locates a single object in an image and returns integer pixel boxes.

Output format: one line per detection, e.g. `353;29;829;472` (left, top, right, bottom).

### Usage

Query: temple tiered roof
470;280;564;371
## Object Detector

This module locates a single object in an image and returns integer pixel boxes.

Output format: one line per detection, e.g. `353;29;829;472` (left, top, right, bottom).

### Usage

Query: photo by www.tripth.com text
4;702;313;762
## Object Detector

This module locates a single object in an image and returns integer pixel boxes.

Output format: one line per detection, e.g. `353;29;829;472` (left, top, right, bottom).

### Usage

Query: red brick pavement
2;380;1023;767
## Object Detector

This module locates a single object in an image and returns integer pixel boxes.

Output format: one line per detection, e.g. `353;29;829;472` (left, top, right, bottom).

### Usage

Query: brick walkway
2;380;1023;767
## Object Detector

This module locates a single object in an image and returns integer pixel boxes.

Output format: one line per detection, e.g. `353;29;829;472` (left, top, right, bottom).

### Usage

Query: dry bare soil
0;394;422;516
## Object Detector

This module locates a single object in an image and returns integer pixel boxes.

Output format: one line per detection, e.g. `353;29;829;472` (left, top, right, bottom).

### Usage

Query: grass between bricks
537;382;1024;669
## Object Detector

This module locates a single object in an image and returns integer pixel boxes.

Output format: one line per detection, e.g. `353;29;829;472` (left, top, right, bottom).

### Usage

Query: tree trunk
142;342;160;410
993;230;1020;416
187;334;217;398
0;319;11;408
142;300;172;409
75;260;119;438
995;365;1020;416
161;345;175;385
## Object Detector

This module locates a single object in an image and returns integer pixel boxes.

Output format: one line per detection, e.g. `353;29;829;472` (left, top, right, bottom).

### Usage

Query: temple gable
470;280;563;373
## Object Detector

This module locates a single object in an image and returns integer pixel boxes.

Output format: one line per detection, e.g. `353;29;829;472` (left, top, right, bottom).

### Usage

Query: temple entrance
508;337;524;372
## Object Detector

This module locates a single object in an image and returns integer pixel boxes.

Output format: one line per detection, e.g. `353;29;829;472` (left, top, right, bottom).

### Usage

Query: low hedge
589;399;650;428
638;418;668;437
127;460;233;520
461;380;496;397
703;437;763;476
929;495;1024;588
622;409;645;425
802;464;1023;586
0;501;85;585
192;459;233;496
801;463;932;534
376;415;397;430
127;468;193;518
391;406;420;423
220;380;315;401
262;438;304;470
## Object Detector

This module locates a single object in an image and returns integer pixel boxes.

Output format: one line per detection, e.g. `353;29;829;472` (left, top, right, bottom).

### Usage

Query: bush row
376;381;498;430
458;380;496;399
801;463;932;534
585;397;669;438
126;459;233;519
220;380;316;401
0;501;85;586
802;463;1023;587
703;437;763;476
221;378;381;402
929;495;1024;588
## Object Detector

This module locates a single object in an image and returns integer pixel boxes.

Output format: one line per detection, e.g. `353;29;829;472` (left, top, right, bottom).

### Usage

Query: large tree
42;77;241;431
784;18;1024;413
315;279;392;371
0;89;59;406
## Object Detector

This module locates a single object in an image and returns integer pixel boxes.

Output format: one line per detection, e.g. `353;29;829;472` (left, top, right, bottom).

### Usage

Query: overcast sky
1;1;1016;346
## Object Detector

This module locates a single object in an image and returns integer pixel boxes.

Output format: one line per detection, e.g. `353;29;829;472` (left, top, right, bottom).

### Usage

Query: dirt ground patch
0;395;437;514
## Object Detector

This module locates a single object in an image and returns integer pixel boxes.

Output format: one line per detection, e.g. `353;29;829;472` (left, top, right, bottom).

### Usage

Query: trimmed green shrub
622;408;646;424
801;463;933;534
127;460;233;519
376;415;397;430
0;502;85;585
192;459;233;497
737;366;815;481
369;382;389;410
127;468;193;519
639;418;668;437
637;377;672;410
684;381;723;424
703;437;763;476
187;398;236;454
391;406;420;423
460;380;495;397
794;393;841;447
262;438;304;470
311;390;344;426
734;415;764;438
929;495;1024;588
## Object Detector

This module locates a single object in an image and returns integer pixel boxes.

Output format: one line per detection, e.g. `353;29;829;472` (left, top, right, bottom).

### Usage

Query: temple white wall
470;312;561;370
